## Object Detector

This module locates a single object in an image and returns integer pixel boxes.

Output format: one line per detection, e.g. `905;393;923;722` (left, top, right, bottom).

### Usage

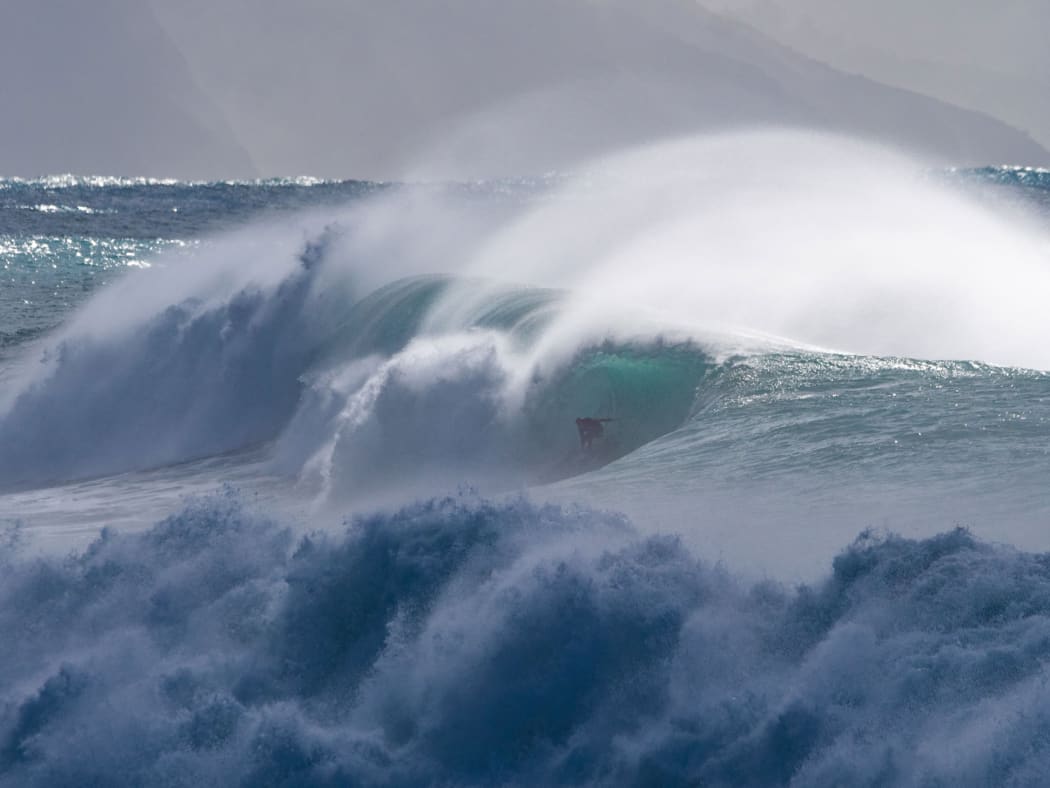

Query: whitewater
2;133;1050;785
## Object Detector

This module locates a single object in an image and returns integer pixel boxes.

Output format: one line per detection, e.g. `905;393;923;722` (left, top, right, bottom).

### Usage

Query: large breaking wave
3;492;1050;786
3;133;1050;497
0;219;715;494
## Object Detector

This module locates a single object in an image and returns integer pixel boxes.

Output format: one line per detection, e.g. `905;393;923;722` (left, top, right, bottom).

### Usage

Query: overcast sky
696;0;1050;152
1;0;1046;179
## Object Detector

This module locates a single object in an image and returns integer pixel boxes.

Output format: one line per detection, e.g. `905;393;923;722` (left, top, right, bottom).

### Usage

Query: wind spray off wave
2;133;1050;501
433;133;1050;368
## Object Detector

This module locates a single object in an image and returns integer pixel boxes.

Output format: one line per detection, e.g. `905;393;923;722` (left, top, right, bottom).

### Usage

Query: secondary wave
2;491;1050;786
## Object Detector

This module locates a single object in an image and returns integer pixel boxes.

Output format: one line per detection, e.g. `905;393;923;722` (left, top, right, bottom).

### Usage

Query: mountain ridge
1;0;1045;178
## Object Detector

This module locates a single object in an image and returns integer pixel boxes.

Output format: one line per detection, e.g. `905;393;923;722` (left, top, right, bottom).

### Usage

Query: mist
697;0;1050;153
424;132;1050;369
2;0;1047;179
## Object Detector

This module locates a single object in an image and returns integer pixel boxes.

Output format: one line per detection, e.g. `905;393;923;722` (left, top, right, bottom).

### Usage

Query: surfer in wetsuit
576;417;613;450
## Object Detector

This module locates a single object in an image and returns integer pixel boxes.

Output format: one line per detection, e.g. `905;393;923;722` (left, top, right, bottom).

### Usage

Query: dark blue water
0;176;384;238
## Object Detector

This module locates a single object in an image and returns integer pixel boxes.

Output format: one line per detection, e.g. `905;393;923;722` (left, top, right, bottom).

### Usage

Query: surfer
576;417;613;450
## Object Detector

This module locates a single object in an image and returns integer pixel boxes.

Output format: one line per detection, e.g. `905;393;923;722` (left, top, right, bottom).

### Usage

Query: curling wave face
0;249;713;494
2;134;1050;533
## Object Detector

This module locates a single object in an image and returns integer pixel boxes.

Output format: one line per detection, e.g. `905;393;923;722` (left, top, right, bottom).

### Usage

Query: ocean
2;134;1050;785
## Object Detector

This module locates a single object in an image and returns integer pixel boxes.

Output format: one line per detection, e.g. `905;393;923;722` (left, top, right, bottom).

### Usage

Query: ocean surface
2;135;1050;785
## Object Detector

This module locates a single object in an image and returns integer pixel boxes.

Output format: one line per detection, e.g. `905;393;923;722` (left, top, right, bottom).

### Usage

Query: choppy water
2;136;1050;785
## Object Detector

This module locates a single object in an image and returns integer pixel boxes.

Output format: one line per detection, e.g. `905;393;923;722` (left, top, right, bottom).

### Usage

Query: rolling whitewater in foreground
2;134;1050;785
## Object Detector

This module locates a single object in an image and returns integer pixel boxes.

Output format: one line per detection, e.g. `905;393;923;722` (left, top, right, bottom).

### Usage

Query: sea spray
0;231;331;486
433;132;1050;369
3;491;1050;784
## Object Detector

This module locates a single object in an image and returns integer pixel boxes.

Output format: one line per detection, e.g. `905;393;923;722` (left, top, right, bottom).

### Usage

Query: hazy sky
0;0;254;178
696;0;1050;152
1;0;1046;178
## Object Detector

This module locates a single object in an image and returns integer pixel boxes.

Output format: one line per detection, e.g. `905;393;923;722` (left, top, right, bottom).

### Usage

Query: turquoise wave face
312;276;713;476
519;342;712;472
280;275;717;500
